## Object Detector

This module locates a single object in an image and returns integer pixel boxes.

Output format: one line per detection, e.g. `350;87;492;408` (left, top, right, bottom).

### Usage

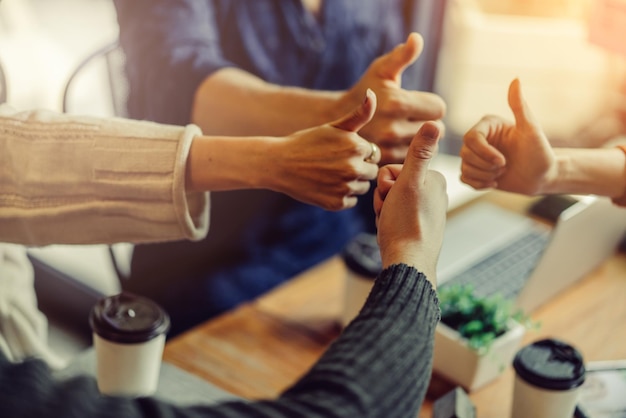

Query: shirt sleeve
0;105;209;246
0;264;439;418
113;0;235;125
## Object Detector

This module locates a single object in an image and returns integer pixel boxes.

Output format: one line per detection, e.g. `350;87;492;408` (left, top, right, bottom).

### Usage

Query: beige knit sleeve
0;105;210;246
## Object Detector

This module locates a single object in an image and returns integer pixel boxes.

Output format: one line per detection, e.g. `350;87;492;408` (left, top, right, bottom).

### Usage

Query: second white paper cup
511;338;585;418
90;292;170;397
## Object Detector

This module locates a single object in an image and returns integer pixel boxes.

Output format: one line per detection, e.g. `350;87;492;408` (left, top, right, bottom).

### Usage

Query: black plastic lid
513;339;585;390
341;233;382;278
89;292;170;344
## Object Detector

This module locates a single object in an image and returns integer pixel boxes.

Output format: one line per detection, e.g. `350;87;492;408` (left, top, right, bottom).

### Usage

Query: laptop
437;195;626;313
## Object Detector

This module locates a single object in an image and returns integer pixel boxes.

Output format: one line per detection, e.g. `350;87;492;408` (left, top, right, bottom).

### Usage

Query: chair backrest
62;40;128;117
0;57;7;104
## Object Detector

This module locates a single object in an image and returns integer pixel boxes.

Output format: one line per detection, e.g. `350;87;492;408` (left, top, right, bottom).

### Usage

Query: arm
193;33;446;166
0;106;209;246
542;147;626;198
460;79;626;201
114;0;445;165
0;269;437;418
188;90;380;211
1;124;446;417
1;96;381;246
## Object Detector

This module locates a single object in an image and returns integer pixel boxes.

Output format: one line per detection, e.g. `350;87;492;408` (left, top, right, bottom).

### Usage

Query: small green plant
438;284;537;353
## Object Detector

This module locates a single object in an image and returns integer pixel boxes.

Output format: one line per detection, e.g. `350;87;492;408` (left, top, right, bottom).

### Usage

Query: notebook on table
436;196;626;313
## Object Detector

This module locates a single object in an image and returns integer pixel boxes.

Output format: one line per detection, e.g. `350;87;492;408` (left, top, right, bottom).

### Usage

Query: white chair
62;40;128;117
28;41;131;350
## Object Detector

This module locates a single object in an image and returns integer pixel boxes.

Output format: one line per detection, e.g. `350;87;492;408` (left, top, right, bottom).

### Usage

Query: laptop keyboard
442;229;551;300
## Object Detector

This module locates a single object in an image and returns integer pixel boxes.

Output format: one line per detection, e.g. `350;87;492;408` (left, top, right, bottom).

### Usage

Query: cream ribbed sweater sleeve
0;105;209;246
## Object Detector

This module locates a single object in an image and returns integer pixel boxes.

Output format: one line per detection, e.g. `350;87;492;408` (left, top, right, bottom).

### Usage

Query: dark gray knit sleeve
274;263;441;418
206;263;440;417
0;264;439;418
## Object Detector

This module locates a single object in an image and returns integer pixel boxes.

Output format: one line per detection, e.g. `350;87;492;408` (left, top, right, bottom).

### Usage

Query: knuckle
412;143;435;160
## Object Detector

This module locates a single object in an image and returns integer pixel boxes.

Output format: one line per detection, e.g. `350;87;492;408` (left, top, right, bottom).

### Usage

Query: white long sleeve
0;105;210;246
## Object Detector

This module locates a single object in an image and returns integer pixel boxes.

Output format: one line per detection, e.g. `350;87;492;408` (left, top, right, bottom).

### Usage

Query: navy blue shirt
114;0;409;125
114;0;422;334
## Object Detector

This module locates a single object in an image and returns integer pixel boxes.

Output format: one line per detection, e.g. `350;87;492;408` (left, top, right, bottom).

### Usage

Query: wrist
543;148;626;197
186;135;276;192
540;151;569;194
381;245;437;288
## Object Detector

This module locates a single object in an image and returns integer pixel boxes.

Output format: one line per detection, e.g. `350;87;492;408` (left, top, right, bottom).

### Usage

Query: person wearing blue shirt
113;0;446;335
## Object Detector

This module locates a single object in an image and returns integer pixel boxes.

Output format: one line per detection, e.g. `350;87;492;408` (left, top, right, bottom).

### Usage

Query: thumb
508;78;539;129
398;122;441;185
331;89;377;132
378;32;424;83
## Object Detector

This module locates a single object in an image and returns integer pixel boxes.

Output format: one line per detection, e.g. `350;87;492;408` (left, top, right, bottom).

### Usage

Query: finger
363;141;381;165
405;91;447;122
347;179;372;196
460;171;498;190
341;195;358;210
461;159;502;184
332;89;377;132
375;164;402;199
374;186;384;219
463;119;506;167
378;32;424;82
359;159;380;180
459;144;501;171
508;78;539;129
397;121;440;185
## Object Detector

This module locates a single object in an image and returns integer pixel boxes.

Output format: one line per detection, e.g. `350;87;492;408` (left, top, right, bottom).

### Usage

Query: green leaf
439;284;538;352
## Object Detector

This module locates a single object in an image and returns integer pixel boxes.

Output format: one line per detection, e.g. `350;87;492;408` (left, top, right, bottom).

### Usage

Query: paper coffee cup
89;292;171;397
340;233;381;327
511;338;585;418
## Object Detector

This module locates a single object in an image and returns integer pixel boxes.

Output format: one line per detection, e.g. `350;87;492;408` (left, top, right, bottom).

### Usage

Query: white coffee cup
89;292;171;397
511;338;585;418
340;233;381;327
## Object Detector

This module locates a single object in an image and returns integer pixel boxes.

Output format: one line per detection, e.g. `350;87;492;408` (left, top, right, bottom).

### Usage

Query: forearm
278;264;440;417
192;68;345;136
0;107;209;246
543;147;626;198
185;134;280;192
0;265;438;418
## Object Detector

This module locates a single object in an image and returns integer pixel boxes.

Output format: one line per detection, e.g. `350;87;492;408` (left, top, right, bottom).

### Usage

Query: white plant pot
432;320;525;392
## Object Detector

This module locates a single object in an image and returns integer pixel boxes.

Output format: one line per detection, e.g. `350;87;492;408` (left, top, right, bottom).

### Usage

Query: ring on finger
364;142;381;164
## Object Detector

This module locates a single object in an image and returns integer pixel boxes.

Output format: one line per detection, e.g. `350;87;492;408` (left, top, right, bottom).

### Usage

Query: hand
272;89;381;211
460;78;557;195
340;33;446;165
374;122;448;284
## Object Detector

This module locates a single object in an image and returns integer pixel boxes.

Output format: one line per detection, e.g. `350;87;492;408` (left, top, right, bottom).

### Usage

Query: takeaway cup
511;338;585;418
89;292;170;396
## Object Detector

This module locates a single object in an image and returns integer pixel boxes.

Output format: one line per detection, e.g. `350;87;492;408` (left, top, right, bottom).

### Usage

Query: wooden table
164;192;626;417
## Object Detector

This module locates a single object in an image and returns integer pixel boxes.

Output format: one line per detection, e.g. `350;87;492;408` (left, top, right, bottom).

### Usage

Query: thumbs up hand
460;78;556;195
339;33;446;165
374;121;448;285
269;89;381;211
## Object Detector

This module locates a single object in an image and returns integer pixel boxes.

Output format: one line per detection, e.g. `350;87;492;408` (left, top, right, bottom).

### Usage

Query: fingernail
421;122;439;140
364;88;373;104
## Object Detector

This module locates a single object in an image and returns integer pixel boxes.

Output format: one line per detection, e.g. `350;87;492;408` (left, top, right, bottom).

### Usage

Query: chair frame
62;40;125;116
